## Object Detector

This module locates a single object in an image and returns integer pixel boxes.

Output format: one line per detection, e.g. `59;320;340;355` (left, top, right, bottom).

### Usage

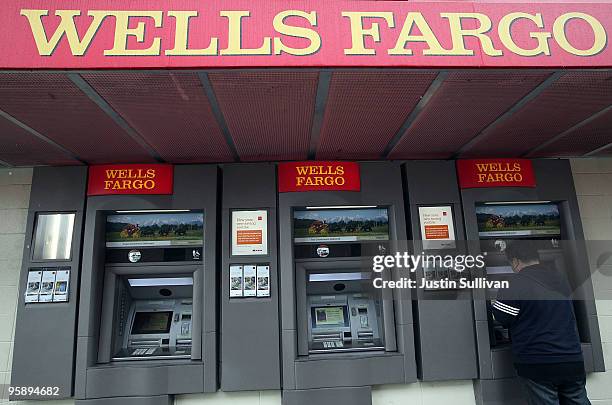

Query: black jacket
492;263;584;367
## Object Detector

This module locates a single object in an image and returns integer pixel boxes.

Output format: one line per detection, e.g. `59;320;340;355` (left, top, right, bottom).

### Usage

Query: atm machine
98;210;202;364
74;165;218;405
278;162;417;405
292;206;395;359
460;159;605;405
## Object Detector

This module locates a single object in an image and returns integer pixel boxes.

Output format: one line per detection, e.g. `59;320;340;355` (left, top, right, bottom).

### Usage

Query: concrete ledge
86;363;204;398
294;353;405;389
474;378;526;405
283;386;371;405
76;395;172;405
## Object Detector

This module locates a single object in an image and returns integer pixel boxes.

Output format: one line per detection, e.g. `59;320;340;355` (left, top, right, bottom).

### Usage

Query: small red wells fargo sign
457;159;536;188
278;161;360;192
87;164;174;196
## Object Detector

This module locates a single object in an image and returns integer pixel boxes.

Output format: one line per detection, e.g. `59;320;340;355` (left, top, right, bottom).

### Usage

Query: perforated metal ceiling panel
0;117;79;166
316;71;437;160
208;71;318;161
532;108;612;157
0;73;156;164
82;72;234;163
461;71;612;158
0;69;610;166
388;71;549;159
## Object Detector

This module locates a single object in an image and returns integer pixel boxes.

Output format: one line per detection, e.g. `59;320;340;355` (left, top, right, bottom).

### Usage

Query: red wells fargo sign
456;158;536;188
87;164;174;196
278;161;360;192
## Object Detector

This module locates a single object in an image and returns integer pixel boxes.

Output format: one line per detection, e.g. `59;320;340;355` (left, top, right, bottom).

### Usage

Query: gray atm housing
279;162;417;405
75;165;218;405
220;163;281;391
459;159;605;405
11;167;87;400
403;161;479;381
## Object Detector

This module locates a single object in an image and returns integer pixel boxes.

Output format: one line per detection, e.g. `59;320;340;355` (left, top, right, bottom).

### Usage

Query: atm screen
106;211;204;248
294;208;389;243
131;311;173;335
476;202;561;238
312;306;349;328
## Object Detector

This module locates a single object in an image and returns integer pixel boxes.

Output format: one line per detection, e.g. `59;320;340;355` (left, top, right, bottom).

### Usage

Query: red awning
0;69;610;167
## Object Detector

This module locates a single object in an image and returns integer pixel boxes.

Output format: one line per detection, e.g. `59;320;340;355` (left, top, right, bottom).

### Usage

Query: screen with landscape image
476;203;561;237
106;212;204;247
293;208;389;243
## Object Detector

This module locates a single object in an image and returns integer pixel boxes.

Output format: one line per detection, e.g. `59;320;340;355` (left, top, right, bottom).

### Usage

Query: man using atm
491;242;590;405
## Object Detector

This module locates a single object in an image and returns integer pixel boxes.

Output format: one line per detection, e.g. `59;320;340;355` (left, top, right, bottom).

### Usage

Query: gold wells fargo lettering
20;9;606;58
20;9;321;57
294;165;346;187
475;162;523;183
103;168;157;190
341;11;606;57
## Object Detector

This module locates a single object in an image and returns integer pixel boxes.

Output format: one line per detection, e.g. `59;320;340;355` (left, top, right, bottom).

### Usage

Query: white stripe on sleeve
494;300;520;313
492;300;519;316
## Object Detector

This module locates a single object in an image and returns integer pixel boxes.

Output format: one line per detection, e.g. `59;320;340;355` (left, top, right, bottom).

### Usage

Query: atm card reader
113;299;193;361
307;293;383;353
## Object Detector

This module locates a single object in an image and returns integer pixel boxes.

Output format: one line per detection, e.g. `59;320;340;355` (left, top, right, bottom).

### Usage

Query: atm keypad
131;348;157;356
323;341;344;349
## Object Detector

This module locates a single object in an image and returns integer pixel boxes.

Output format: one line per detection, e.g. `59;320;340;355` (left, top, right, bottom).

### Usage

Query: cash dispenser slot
312;332;343;341
357;332;374;342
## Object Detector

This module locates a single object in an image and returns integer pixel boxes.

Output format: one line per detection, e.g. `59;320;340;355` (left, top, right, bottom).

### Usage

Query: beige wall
1;159;611;404
571;158;612;405
0;168;32;405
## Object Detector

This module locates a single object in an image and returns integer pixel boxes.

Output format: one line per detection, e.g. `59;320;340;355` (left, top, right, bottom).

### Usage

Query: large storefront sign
457;159;536;188
87;164;174;195
278;161;360;192
0;1;610;69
